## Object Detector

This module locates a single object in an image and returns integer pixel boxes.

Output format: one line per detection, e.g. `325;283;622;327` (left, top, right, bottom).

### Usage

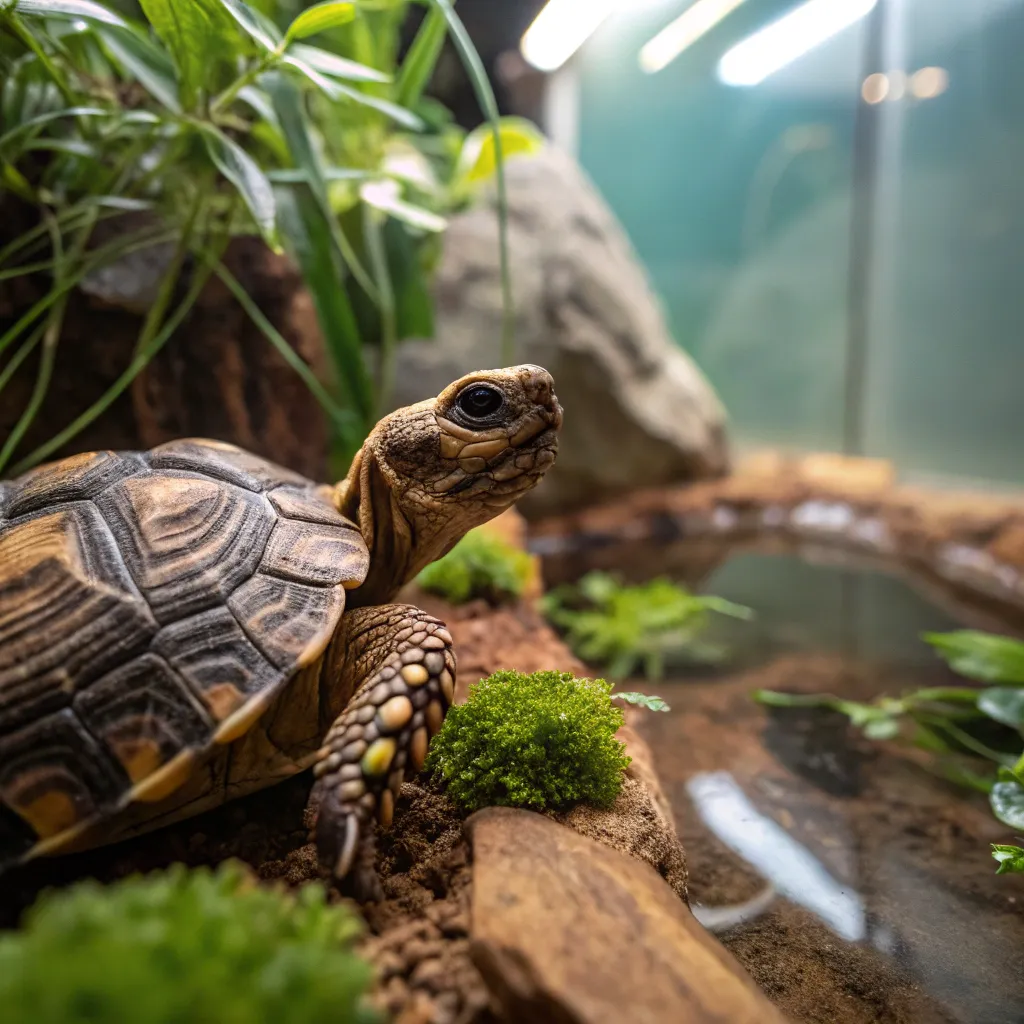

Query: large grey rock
389;145;730;518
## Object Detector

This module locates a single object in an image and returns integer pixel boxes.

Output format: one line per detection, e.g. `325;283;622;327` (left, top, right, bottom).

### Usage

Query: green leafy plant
426;669;632;813
613;690;670;712
0;860;379;1023
0;0;542;473
755;629;1024;875
541;571;753;680
416;526;534;605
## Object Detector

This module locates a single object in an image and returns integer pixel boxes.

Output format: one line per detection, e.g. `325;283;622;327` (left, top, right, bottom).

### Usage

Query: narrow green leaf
0;105;107;150
394;6;446;108
992;844;1024;875
288;43;390;83
217;0;280;50
613;692;671;713
284;1;355;42
925;630;1024;685
95;25;182;112
991;778;1024;830
978;688;1024;730
200;126;276;243
5;0;126;26
360;179;446;232
275;182;373;449
280;56;422;129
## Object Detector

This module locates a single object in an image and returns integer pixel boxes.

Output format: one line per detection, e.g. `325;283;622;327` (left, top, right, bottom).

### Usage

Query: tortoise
0;365;560;898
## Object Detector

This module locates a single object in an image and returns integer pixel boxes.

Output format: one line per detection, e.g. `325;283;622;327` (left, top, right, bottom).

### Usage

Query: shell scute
0;503;157;735
93;473;274;625
152;607;280;722
73;653;214;784
228;574;346;670
4;450;142;519
148;439;308;493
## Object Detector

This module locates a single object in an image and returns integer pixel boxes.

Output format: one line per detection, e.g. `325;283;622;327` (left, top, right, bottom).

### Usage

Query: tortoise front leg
310;604;455;901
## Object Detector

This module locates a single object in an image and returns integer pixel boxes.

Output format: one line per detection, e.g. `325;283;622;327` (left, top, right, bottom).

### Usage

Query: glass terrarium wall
558;0;1024;489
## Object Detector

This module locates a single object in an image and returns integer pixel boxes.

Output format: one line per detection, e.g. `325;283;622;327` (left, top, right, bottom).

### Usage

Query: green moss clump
0;862;378;1024
426;670;631;812
417;528;534;605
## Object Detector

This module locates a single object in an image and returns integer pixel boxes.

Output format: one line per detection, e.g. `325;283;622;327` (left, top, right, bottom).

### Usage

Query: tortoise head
338;365;561;606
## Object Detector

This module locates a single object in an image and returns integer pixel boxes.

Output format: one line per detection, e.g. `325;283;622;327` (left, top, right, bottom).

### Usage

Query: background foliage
757;629;1024;874
0;0;541;473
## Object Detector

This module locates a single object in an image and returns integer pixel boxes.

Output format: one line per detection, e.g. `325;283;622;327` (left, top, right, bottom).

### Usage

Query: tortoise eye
456;384;503;419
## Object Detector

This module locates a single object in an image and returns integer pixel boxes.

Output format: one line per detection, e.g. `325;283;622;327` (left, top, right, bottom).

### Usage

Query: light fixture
521;0;620;73
639;0;748;74
718;0;879;87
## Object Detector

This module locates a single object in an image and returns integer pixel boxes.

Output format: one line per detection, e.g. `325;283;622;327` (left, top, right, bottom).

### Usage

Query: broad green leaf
978;688;1024;730
138;0;237;109
991;778;1024;830
288;43;389;84
284;1;355;42
94;25;181;112
217;0;280;50
360;179;446;232
612;692;671;713
3;0;126;26
925;630;1024;684
455;117;544;185
200;126;276;243
992;844;1024;874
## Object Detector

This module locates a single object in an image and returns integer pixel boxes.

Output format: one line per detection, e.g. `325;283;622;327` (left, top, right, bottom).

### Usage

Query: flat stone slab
467;807;786;1024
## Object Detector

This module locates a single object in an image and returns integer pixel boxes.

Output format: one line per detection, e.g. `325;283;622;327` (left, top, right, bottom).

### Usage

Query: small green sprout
756;629;1024;874
426;670;631;813
541;571;752;679
613;691;671;712
417;528;534;605
991;844;1024;875
0;862;378;1024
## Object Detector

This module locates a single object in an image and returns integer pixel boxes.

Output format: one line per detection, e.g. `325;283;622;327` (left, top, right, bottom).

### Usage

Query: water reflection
687;769;866;941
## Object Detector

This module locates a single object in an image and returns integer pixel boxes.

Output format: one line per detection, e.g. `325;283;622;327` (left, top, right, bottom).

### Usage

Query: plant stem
0;319;47;398
363;204;396;412
131;193;205;358
8;236;226;477
210;51;281;118
424;0;514;362
211;258;359;439
0;302;68;473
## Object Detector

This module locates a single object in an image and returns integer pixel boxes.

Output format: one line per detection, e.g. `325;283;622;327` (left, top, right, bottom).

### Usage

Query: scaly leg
310;604;455;901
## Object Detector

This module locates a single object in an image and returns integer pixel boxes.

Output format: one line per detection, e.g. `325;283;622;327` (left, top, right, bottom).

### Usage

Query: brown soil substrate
0;596;689;1024
533;451;1024;632
631;653;1024;1024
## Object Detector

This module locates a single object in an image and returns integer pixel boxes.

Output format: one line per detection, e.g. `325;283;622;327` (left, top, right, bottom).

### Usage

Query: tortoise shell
0;440;369;867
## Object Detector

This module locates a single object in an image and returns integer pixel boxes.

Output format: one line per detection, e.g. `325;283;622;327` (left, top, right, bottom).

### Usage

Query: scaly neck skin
336;437;482;608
